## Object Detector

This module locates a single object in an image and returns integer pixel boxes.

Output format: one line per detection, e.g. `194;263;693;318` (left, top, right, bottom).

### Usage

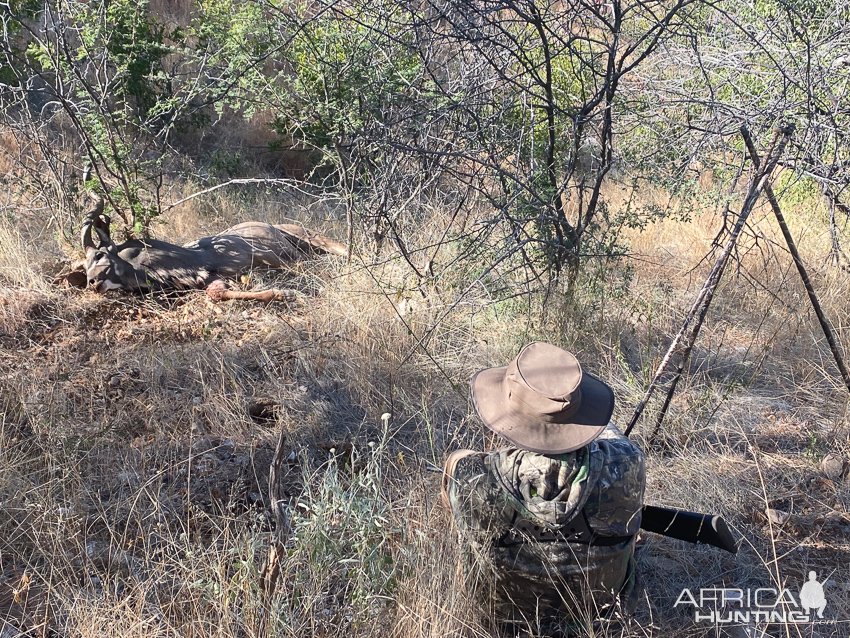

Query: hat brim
471;366;614;454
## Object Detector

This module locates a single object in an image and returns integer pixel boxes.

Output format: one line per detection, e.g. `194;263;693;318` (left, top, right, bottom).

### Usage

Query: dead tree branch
741;127;850;396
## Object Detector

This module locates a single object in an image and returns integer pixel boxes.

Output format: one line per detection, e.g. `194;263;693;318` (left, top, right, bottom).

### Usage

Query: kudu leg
205;280;298;303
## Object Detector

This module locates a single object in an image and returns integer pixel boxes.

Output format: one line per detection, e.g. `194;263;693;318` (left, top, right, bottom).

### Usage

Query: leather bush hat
471;342;614;454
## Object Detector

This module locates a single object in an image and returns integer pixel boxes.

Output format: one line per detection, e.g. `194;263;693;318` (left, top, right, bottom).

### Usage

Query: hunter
442;342;645;632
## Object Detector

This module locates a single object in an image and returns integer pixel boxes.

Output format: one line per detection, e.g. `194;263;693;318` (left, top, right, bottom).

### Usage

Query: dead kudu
80;197;347;302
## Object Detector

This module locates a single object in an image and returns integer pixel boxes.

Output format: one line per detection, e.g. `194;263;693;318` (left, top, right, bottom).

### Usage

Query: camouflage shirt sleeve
582;426;645;537
444;450;514;542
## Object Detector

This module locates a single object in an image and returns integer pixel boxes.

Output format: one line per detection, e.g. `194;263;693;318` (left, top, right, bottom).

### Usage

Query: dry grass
0;215;53;294
1;177;849;638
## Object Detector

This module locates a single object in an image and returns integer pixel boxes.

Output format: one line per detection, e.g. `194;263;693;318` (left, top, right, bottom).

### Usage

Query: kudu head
81;194;138;293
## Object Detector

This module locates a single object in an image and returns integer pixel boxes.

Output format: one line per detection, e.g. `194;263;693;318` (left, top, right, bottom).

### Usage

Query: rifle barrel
641;505;738;554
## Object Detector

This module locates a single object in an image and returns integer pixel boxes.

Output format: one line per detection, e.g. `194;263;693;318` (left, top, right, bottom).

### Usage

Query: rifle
641;505;738;554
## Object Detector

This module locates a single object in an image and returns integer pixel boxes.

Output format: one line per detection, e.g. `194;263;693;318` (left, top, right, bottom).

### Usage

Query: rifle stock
641;505;738;554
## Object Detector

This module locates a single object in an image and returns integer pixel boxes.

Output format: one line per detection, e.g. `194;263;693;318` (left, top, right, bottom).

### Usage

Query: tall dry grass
0;214;52;294
1;176;848;638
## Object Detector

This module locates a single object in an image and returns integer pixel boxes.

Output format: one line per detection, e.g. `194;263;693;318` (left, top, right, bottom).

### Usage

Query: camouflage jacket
442;424;645;624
